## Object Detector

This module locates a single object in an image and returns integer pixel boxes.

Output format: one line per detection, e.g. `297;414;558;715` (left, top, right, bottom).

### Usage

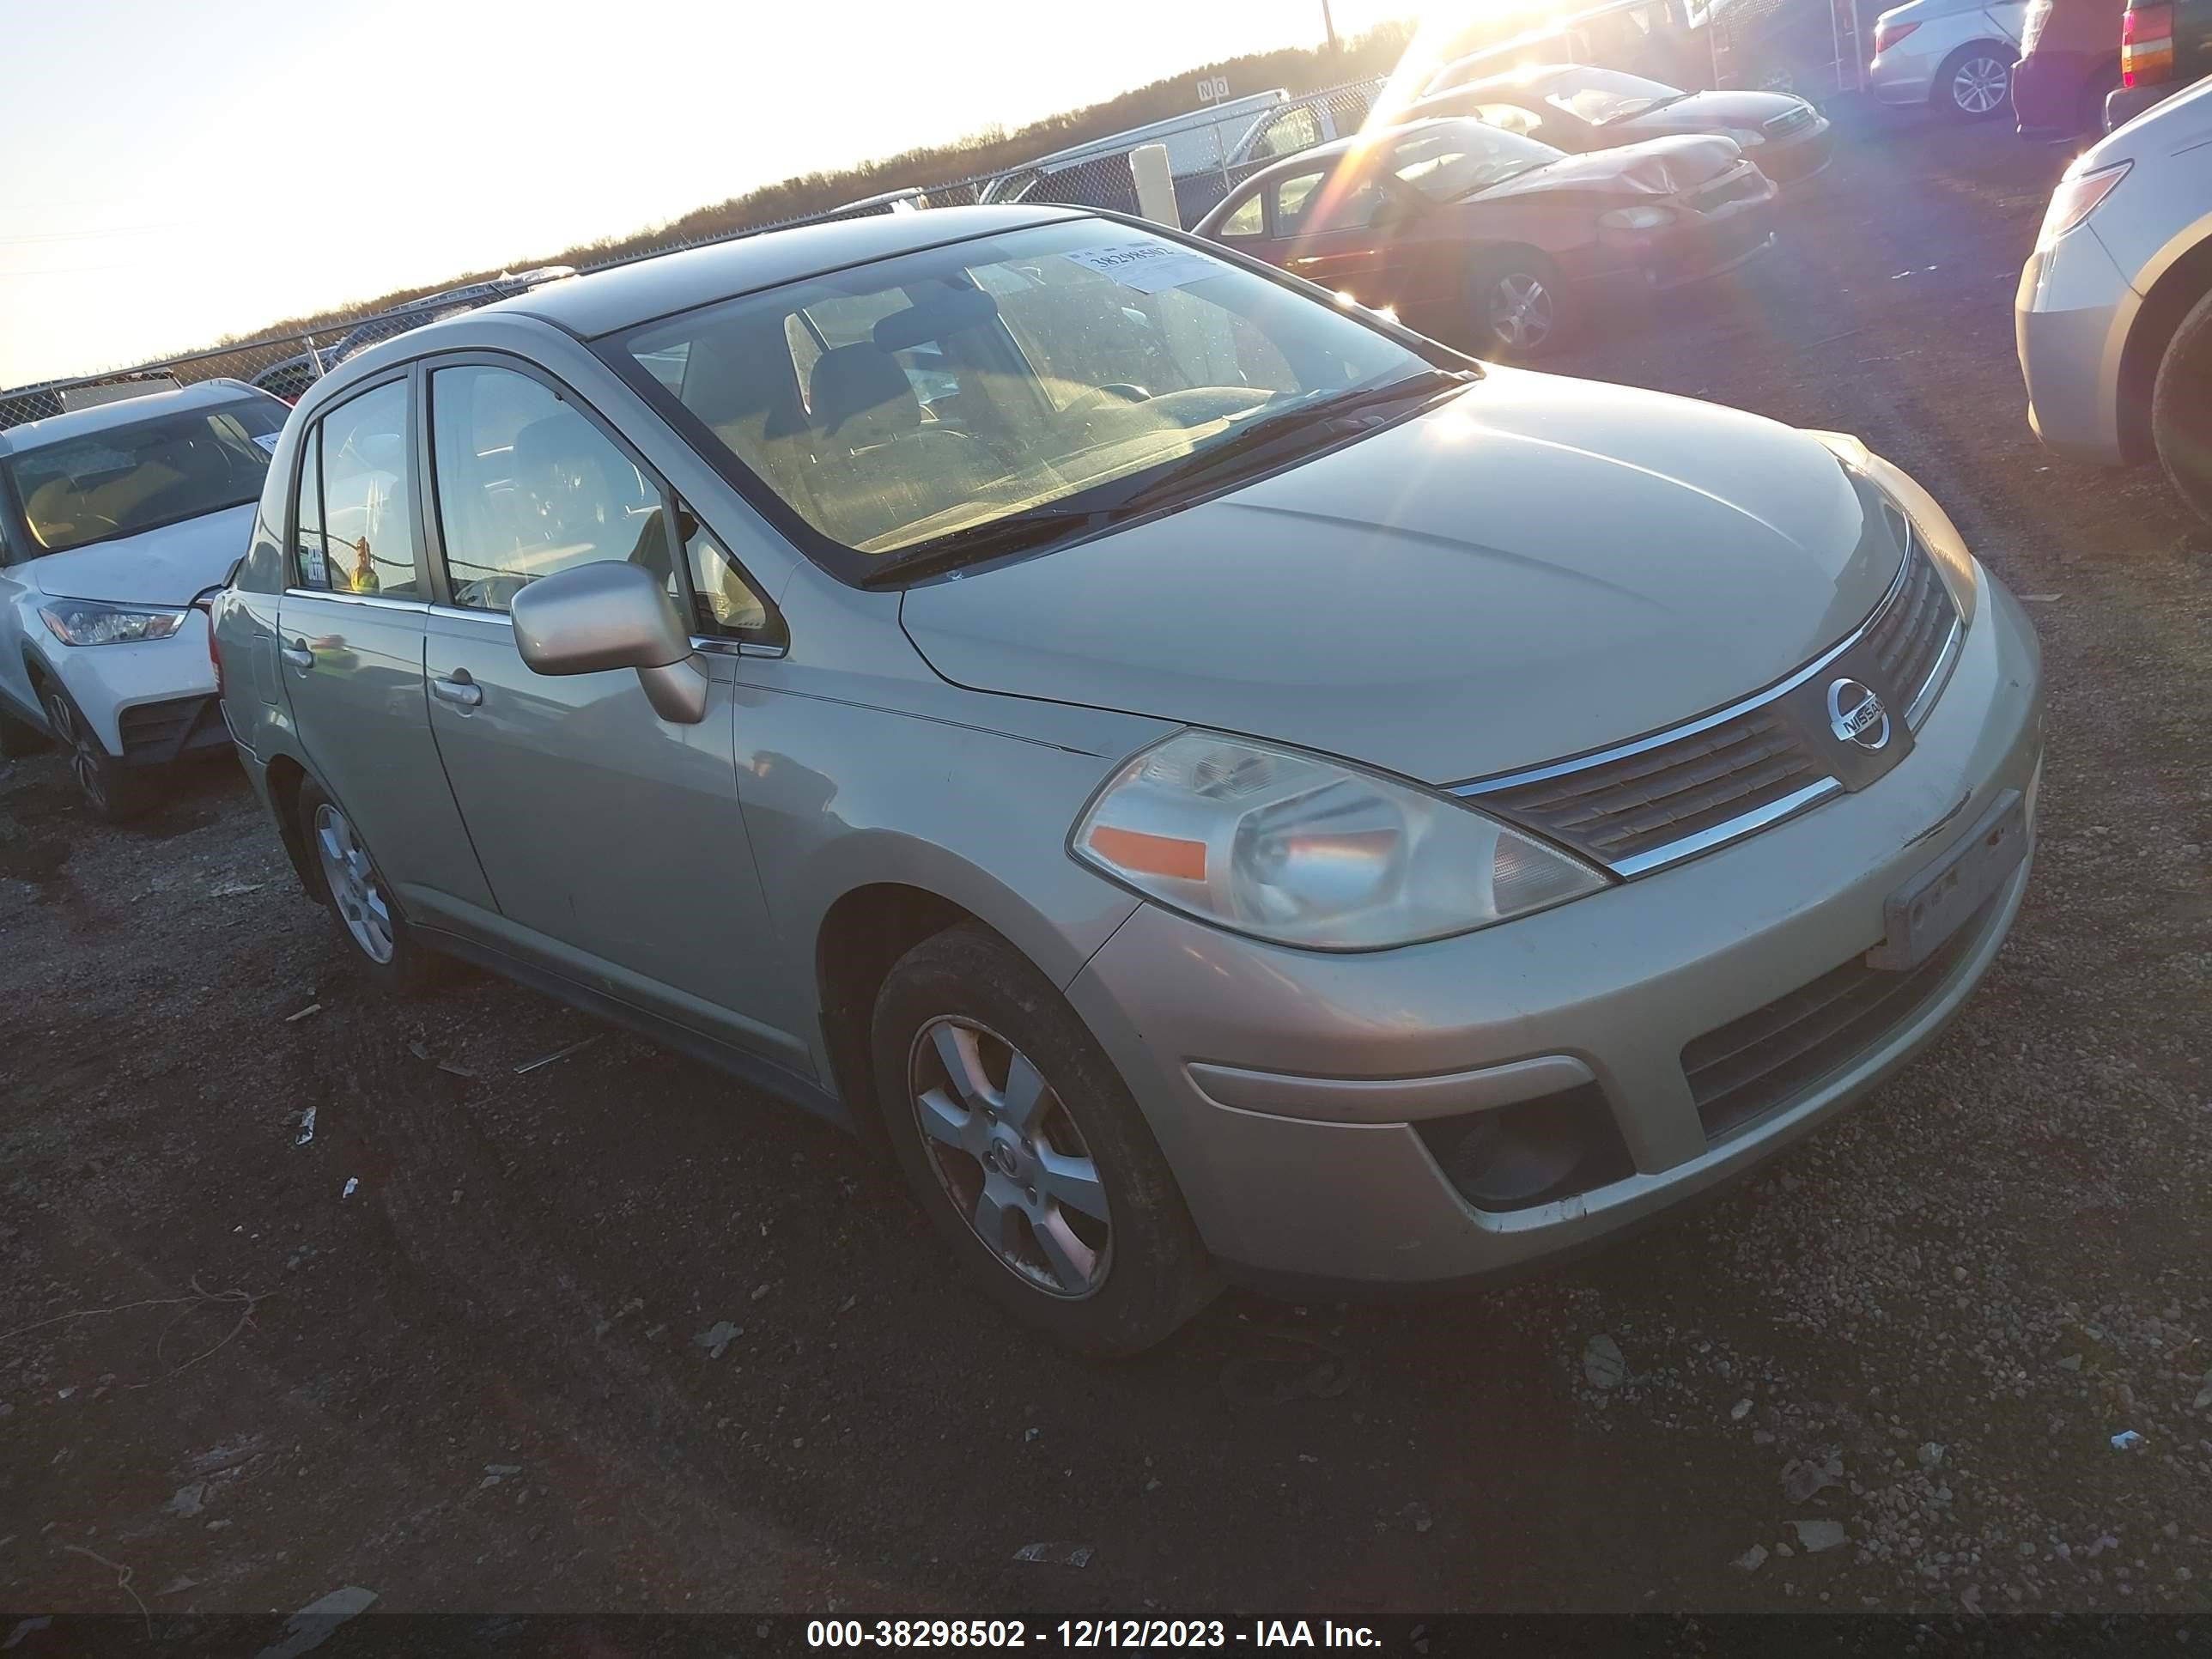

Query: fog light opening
1416;1083;1635;1213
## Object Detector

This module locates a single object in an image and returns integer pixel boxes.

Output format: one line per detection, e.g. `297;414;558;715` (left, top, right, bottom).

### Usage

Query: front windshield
611;219;1437;576
3;398;283;556
1538;66;1685;125
1388;122;1564;199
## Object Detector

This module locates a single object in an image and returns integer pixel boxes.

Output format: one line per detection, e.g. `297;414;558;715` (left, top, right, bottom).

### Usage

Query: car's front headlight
1807;432;1978;628
1072;731;1609;951
1725;127;1767;147
39;599;190;647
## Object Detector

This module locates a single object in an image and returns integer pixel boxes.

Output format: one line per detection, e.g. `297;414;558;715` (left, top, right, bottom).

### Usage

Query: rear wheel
870;922;1217;1355
2153;289;2212;530
296;778;441;994
1469;252;1569;359
1936;44;2013;119
40;685;161;823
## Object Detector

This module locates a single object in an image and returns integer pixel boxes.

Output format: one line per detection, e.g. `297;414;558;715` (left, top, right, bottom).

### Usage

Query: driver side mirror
509;559;708;725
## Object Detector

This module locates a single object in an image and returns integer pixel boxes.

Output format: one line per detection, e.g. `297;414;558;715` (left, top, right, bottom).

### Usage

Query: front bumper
42;608;222;761
1759;120;1835;182
1068;567;2043;1285
1584;182;1780;296
2014;224;2140;466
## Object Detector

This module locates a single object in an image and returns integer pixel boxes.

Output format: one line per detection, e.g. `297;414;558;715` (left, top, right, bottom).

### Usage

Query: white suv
0;379;287;819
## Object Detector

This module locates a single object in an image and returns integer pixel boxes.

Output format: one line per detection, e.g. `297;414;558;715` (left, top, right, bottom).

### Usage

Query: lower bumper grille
116;695;224;765
1682;896;1996;1140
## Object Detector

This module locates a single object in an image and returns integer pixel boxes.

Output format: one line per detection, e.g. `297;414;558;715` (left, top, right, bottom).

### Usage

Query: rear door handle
280;639;313;670
430;672;483;708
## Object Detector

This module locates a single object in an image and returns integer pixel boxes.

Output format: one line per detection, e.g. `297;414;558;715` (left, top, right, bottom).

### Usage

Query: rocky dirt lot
1;109;2207;1644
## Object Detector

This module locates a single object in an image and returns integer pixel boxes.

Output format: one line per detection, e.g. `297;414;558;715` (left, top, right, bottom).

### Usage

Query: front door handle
430;672;483;709
279;639;314;670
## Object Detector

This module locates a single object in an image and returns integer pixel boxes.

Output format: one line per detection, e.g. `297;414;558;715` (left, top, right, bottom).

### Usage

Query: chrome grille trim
1607;779;1842;877
1453;535;1963;875
1904;613;1964;730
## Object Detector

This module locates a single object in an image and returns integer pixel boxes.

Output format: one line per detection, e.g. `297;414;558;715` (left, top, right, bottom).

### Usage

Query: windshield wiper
1112;368;1476;510
856;504;1131;589
857;370;1475;589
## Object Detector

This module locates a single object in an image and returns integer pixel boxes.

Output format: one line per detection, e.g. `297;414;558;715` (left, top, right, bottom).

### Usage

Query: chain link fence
0;76;1386;433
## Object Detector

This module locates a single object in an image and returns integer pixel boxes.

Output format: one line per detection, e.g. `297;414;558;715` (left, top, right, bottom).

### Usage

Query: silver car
1869;0;2030;118
214;207;2042;1354
2015;75;2212;526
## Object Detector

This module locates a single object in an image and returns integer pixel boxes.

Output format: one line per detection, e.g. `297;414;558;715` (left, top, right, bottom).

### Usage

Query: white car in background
0;379;287;819
1869;0;2031;118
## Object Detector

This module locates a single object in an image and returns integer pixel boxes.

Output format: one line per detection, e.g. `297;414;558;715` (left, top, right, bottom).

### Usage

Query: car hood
1612;90;1811;137
899;369;1906;785
29;501;255;606
1467;133;1746;203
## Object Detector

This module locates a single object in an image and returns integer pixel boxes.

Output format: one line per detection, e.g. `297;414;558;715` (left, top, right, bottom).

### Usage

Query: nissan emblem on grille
1827;678;1891;750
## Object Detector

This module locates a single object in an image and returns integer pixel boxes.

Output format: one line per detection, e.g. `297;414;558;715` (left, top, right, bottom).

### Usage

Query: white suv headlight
39;599;189;647
1072;731;1608;951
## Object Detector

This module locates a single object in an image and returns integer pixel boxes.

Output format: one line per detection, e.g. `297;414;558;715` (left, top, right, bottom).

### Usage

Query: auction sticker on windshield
1061;242;1221;294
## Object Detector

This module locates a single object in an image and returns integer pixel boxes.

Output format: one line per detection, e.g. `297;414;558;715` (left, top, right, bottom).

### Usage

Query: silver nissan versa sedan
213;207;2042;1354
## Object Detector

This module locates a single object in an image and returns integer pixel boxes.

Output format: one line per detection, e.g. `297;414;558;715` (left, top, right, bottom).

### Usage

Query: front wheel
2153;289;2212;530
871;923;1218;1356
1937;45;2013;119
41;686;161;823
1470;254;1569;359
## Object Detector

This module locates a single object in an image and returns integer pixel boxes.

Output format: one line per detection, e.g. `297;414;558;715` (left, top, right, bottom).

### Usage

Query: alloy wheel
907;1016;1112;1299
1491;273;1554;352
1952;56;2009;115
44;694;107;814
313;802;396;964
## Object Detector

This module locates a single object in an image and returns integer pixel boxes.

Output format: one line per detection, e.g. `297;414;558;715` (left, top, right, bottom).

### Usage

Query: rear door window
297;381;422;598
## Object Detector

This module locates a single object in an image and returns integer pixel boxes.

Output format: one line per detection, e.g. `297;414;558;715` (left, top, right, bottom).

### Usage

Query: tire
40;685;161;823
295;777;441;995
2152;289;2212;530
1936;44;2013;120
870;922;1218;1356
1468;252;1570;360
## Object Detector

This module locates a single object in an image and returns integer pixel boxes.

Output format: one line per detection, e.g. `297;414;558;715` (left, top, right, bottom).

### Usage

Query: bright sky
0;0;1416;389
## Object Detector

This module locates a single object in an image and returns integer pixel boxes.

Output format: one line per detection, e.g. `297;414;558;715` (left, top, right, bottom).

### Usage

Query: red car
1191;117;1777;357
2012;0;2128;137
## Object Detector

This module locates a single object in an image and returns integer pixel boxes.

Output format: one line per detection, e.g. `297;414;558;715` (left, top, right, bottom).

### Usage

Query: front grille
117;696;219;763
1691;168;1766;212
1859;535;1960;719
1764;105;1817;137
1476;702;1825;868
1457;537;1963;876
1682;896;1994;1140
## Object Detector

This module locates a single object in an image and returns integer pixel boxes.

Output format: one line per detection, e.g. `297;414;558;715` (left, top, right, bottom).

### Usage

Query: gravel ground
1;107;2208;1635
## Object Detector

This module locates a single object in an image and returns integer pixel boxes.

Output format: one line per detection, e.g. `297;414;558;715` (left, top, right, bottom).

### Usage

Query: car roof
487;204;1085;340
1215;117;1483;194
0;378;270;458
1424;63;1589;100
